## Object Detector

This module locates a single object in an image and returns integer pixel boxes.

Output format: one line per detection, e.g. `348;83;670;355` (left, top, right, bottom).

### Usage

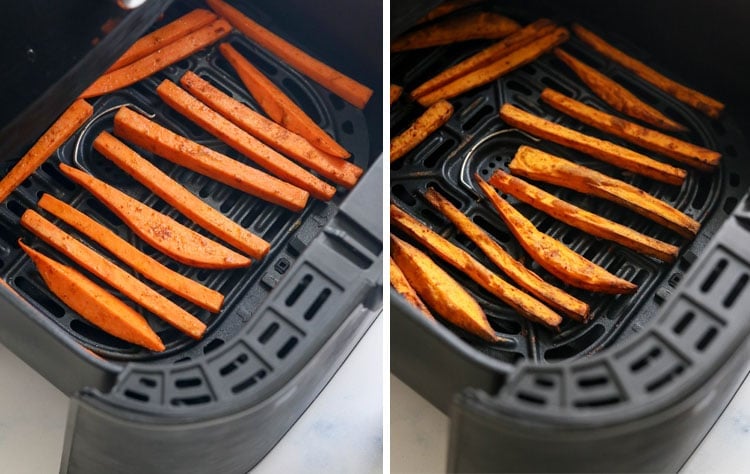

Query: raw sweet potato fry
391;204;563;329
476;175;637;294
488;170;679;263
391;84;403;105
391;12;520;52
38;193;224;313
20;241;165;352
416;26;569;106
20;211;207;339
390;257;434;321
423;188;590;322
156;79;335;201
0;100;92;203
179;72;363;189
207;0;373;109
113;107;309;212
391;100;454;163
59;163;252;269
509;146;700;238
572;24;724;119
80;18;231;98
93;131;270;260
415;0;485;25
391;235;499;342
540;88;720;171
554;48;686;132
499;103;687;186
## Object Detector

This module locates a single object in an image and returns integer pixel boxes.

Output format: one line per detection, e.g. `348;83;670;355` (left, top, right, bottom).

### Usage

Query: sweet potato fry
572;24;724;119
540;88;720;171
416;26;569;106
113;107;308;212
415;0;485;25
20;211;206;339
488;170;679;262
554;48;686;132
207;0;372;109
391;100;454;163
390;257;434;321
20;241;165;352
423;188;589;322
80;19;231;99
59;164;251;269
0;100;92;203
499;103;686;185
391;12;520;52
509;146;700;238
411;19;557;100
179;72;363;189
156;79;335;201
391;235;499;341
391;204;563;329
476;175;637;294
391;84;403;105
38;193;224;313
93;131;270;260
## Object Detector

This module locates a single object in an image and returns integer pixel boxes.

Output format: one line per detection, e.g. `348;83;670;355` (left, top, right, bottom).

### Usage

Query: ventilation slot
420;207;446;228
171;395;211;406
691;173;713;210
724;196;738;215
220;353;249;376
392;184;417;206
258;322;280;344
540;77;574;98
70;319;131;349
423;138;455;168
286;274;313;306
577;376;608;388
517;391;546;405
630;347;661;372
646;366;684;392
507;80;533;96
544;324;605;361
231;369;267;394
473;215;511;243
7;200;26;218
461;105;493;131
426;182;463;209
700;258;727;292
305;289;331;321
673;311;694;335
220;191;241;214
535;377;555;388
175;377;202;389
140;378;157;388
15;276;65;318
342;120;354;135
573;396;621;408
124;390;149;402
203;338;225;354
723;274;748;308
277;336;298;359
281;78;321;123
696;327;718;352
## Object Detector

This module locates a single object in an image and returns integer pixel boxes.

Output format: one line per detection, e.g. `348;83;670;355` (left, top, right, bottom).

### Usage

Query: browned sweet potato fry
476;175;637;294
554;48;686;132
391;204;563;329
390;257;434;320
391;84;403;105
423;188;590;322
499;103;686;186
489;170;679;262
572;24;724;119
391;100;454;162
509;146;700;238
391;12;520;52
415;0;485;25
391;235;499;341
540;88;721;171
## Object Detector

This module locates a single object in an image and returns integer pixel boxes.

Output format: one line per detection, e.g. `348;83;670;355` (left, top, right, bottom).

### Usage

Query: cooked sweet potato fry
499;103;686;185
391;235;499;341
390;257;434;321
488;170;679;262
391;84;403;105
415;0;485;25
59;164;251;269
20;241;165;352
509;146;700;238
93;131;270;260
554;48;686;132
416;26;569;106
80;19;231;98
20;211;206;339
0;100;92;203
572;24;724;119
113;107;309;212
391;100;454;163
391;12;520;52
391;204;563;329
423;188;589;322
411;19;557;100
540;88;720;171
207;0;373;109
179;72;363;189
476;175;637;294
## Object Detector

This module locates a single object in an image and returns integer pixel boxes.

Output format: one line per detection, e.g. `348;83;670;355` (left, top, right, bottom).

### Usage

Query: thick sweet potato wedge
391;100;454;163
390;257;434;321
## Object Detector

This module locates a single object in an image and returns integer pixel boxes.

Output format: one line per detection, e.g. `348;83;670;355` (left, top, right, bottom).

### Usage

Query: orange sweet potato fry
390;257;434;321
415;0;485;25
391;12;520;52
391;84;403;105
391;100;454;163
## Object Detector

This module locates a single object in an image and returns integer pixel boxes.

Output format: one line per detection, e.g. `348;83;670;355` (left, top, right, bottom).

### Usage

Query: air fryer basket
390;1;750;472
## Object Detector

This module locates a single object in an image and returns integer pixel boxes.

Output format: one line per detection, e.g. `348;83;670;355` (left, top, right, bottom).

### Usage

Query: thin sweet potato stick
391;12;520;52
391;100;454;163
390;257;435;321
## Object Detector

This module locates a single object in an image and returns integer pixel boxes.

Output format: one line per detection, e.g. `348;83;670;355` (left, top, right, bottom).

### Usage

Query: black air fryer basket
391;1;750;472
0;0;382;472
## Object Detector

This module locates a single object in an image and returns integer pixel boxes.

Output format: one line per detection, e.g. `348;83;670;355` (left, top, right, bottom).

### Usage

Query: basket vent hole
305;288;331;321
673;311;695;335
70;319;131;348
700;258;727;293
277;336;298;359
392;184;417;206
330;94;345;111
423;139;455;168
517;391;546;405
536;215;555;234
540;77;574;98
231;369;267;394
582;240;606;262
7;200;26;218
220;353;249;376
724;196;738;215
41;163;76;190
342;120;354;135
420;207;446;228
170;395;211;406
696;327;718;352
175;377;202;389
286;274;313;306
729;172;740;187
646;365;684;392
263;214;287;241
15;276;65;318
281;78;321;123
691;173;713;210
473;215;511;243
87;198;121;227
220;191;241;214
427;182;463;209
723;274;748;308
562;228;583;245
199;182;213;198
534;377;555;388
139;377;157;388
461;105;493;131
577;376;608;388
630;347;662;372
544;324;605;361
506;80;533;96
124;390;149;403
203;338;225;354
258;322;280;344
573;396;621;408
174;357;191;364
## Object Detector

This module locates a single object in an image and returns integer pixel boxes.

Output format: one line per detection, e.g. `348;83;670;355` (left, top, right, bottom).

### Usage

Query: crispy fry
499;103;686;185
415;0;485;25
391;204;563;329
572;24;724;119
554;48;686;132
488;170;679;262
540;88;720;171
391;235;499;341
416;26;569;106
391;84;403;105
392;12;520;52
391;100;454;163
390;257;434;321
423;188;589;322
509;146;700;238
